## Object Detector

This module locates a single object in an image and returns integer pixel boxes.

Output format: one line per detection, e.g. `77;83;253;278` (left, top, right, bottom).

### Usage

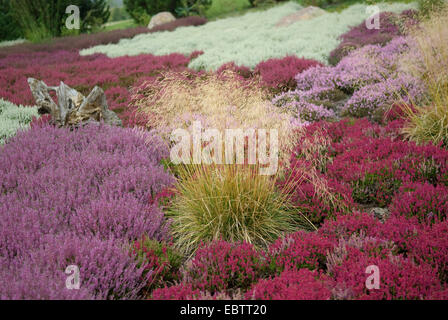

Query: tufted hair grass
166;164;316;254
132;70;298;165
399;6;448;146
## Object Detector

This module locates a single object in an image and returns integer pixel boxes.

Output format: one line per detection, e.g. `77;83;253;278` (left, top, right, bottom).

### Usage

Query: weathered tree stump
28;78;122;127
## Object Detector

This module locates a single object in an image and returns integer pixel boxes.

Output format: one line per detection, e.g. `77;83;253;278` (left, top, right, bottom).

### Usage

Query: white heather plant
81;2;417;70
0;39;27;48
0;99;38;144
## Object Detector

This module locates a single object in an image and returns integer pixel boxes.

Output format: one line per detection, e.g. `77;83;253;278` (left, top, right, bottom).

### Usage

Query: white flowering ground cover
0;39;27;48
0;99;38;144
81;1;417;70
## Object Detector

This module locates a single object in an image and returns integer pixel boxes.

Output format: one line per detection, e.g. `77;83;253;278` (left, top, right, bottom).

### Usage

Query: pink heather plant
151;283;202;300
246;269;332;300
372;215;422;255
181;241;267;294
324;119;448;206
0;51;192;126
319;211;382;243
254;56;322;93
276;37;426;123
0;124;174;299
0;235;148;300
329;10;418;65
390;182;448;224
327;236;443;300
410;220;448;283
267;231;334;274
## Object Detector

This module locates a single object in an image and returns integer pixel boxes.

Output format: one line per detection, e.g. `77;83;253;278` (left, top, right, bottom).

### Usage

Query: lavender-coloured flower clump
274;37;426;123
0;124;174;299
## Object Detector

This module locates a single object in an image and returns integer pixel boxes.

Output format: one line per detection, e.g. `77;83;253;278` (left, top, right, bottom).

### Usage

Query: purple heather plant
0;235;147;300
0;124;174;299
329;10;418;66
274;37;425;123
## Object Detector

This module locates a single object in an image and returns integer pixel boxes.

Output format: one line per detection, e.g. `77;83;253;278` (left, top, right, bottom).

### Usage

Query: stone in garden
148;12;176;30
27;78;122;127
369;207;390;222
275;6;326;27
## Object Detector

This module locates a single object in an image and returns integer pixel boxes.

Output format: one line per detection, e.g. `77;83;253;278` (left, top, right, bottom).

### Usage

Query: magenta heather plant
410;220;448;283
181;241;267;294
267;231;334;274
246;269;332;300
0;51;192;126
151;283;202;300
389;182;448;224
319;211;383;243
327;236;443;300
0;124;174;299
254;56;322;93
372;215;421;255
324;119;448;206
280;160;354;225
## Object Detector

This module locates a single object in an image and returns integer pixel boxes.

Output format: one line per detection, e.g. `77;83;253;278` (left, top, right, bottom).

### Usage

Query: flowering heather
180;241;267;294
132;238;183;293
329;10;418;65
0;16;207;58
267;231;334;274
323;119;448;206
390;182;448;224
410;220;448;283
319;211;382;243
0;236;147;300
0;51;192;126
0;98;38;144
0;124;174;299
246;269;332;300
327;235;443;300
277;37;426;122
254;56;323;93
151;283;202;300
81;2;416;70
280;164;354;225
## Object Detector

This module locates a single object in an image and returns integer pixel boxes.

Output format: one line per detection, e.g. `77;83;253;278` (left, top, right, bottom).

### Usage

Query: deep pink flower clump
151;283;202;300
246;269;332;300
0;51;192;126
390;182;448;224
410;220;448;283
182;241;267;293
327;238;443;300
254;56;323;92
325;119;448;206
267;231;334;273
